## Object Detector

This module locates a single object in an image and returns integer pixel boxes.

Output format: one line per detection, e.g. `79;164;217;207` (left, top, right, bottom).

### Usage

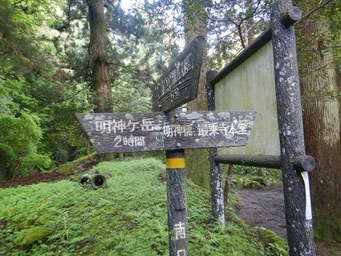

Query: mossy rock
101;153;122;161
35;214;54;225
256;227;287;248
21;226;53;247
263;177;274;187
19;219;34;230
256;227;288;256
56;163;79;174
243;180;262;189
252;177;265;183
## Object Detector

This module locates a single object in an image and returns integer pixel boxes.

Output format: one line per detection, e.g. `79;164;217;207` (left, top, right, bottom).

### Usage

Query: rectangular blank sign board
77;111;255;154
215;41;281;156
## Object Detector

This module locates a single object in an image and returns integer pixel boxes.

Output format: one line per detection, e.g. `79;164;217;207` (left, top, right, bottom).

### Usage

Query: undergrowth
231;166;282;189
0;158;287;255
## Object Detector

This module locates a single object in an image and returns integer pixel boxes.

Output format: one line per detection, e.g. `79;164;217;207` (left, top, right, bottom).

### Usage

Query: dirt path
235;186;341;256
236;186;287;240
0;161;97;188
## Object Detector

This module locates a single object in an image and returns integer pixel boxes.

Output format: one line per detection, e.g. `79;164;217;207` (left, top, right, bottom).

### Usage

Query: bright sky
120;1;133;11
120;0;186;50
121;0;153;12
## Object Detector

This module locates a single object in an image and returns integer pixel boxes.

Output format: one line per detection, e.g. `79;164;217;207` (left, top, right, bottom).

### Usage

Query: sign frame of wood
152;36;204;112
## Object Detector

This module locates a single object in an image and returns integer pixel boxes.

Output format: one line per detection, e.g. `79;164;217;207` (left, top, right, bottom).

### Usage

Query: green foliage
0;158;287;255
231;166;282;189
207;0;272;69
0;112;51;179
0;0;92;173
0;143;16;179
0;113;41;154
313;210;341;242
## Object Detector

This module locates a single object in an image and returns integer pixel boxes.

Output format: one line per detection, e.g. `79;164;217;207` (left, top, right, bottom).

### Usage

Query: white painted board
215;41;281;156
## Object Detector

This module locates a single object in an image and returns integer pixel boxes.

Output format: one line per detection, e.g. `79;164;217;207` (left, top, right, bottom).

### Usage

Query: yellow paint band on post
166;158;185;169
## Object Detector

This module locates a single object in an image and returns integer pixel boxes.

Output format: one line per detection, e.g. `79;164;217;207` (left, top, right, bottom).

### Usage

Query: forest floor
0;161;97;188
235;186;341;256
0;172;69;188
1;159;340;255
0;158;283;256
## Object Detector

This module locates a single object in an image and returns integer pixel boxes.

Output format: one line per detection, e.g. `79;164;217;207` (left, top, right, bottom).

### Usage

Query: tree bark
271;1;316;254
182;0;210;190
87;0;112;112
297;19;341;242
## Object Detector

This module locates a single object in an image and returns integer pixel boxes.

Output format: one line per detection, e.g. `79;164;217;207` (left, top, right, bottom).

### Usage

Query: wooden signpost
76;111;255;153
77;112;255;256
77;35;255;256
77;2;317;255
152;36;204;112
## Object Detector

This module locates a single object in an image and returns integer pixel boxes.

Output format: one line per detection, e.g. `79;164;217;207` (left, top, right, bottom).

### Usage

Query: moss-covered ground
0;158;287;255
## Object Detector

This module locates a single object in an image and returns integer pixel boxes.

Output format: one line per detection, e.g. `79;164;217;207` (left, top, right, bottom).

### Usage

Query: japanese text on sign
76;111;256;154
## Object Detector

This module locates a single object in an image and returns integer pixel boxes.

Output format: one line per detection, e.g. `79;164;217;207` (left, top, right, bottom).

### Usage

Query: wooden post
271;1;316;255
166;110;189;256
166;150;189;256
206;70;225;227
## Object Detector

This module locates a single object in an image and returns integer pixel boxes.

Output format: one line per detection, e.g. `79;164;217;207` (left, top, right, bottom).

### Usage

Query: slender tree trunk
297;19;341;242
182;0;210;189
87;0;112;112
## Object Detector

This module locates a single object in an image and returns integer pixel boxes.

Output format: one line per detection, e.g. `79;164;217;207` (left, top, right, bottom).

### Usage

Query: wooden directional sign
76;111;256;154
152;36;204;112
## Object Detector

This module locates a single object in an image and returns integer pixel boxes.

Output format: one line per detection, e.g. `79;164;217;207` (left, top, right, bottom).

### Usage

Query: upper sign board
152;36;204;112
77;111;255;154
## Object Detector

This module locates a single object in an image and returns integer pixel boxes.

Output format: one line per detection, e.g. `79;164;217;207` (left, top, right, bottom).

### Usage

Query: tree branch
298;0;334;23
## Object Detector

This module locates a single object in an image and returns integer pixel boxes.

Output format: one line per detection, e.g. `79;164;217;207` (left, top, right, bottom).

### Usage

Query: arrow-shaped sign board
76;111;256;154
152;36;204;112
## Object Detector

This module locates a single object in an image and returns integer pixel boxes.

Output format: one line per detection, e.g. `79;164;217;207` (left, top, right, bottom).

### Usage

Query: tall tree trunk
87;0;112;113
297;19;341;242
183;0;210;189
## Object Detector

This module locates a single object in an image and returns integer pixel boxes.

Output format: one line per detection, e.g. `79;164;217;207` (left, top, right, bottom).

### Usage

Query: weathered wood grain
271;0;315;255
207;70;225;227
152;36;204;112
166;150;189;256
76;111;256;154
215;154;282;169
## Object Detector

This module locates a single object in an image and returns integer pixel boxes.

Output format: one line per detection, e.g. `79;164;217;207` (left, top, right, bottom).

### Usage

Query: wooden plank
76;111;256;154
215;154;282;169
210;28;272;86
77;112;165;154
152;36;204;112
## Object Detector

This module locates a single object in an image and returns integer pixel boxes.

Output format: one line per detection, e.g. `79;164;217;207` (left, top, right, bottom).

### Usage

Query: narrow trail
235;186;341;256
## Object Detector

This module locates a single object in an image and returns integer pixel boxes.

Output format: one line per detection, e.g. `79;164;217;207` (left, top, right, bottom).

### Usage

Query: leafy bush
0;113;52;179
0;143;16;179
